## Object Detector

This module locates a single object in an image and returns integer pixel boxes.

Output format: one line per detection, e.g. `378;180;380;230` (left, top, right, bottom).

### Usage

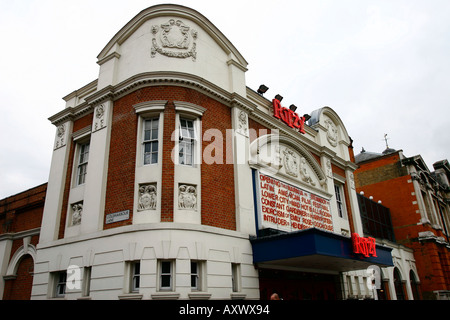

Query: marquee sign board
257;172;333;233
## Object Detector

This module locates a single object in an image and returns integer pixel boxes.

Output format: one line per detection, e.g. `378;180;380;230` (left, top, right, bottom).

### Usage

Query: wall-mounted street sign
105;210;130;224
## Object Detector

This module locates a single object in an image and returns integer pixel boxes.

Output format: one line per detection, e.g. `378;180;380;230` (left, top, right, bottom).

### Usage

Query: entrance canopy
250;228;393;272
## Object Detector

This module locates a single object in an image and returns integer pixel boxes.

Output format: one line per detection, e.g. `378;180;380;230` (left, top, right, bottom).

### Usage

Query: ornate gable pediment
250;134;327;191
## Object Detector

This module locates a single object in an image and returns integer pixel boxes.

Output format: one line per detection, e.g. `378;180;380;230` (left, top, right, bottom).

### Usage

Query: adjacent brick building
0;183;46;299
354;148;450;299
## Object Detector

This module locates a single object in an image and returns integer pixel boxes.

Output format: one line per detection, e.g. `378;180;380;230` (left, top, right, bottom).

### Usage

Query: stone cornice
48;100;93;126
0;227;40;241
49;72;236;126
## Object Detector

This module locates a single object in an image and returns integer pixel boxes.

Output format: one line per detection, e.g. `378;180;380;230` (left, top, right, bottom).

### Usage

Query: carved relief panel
178;184;197;210
54;123;68;150
138;183;157;211
71;202;83;226
283;148;298;177
250;135;327;190
93;104;106;132
236;110;249;137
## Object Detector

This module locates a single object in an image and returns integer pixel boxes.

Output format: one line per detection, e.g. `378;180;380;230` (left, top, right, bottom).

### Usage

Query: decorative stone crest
283;148;298;177
324;119;338;147
151;19;197;61
138;184;157;211
178;184;197;210
71;202;83;226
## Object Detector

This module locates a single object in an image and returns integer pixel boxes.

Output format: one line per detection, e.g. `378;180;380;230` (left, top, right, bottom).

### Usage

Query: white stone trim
5;243;37;277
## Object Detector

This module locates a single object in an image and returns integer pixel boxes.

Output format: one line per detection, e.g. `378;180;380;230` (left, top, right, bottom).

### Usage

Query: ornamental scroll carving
54;124;66;150
151;19;198;61
236;110;248;136
138;184;157;211
93;104;106;132
178;184;197;210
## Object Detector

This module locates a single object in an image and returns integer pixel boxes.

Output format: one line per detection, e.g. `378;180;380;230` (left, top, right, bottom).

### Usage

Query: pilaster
81;101;113;234
40;120;73;243
231;107;256;236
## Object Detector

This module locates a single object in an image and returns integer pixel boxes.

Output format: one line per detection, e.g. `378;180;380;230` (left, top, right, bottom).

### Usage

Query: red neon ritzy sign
272;99;306;134
352;233;377;258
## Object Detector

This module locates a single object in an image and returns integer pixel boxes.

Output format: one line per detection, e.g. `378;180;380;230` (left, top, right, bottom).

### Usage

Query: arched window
3;254;34;300
393;268;405;300
410;270;421;300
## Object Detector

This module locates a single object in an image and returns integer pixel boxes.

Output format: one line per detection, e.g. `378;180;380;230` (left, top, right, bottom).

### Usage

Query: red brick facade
0;183;46;300
103;86;236;230
355;151;450;299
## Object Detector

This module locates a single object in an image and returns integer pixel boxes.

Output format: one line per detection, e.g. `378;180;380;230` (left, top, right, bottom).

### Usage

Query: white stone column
40;120;73;243
346;168;364;235
231;107;256;236
81;101;113;234
0;239;13;298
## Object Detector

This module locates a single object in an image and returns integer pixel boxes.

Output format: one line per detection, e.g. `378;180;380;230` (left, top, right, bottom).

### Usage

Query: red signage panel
352;233;377;258
272;98;307;134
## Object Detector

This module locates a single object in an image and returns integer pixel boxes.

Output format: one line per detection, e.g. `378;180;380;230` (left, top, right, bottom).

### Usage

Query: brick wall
0;183;46;234
161;101;176;223
248;118;271;143
104;86;236;230
0;184;46;300
354;153;450;298
355;153;407;188
103;90;139;229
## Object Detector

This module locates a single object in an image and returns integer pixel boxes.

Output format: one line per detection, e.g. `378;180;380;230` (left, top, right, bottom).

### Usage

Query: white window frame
53;271;67;298
190;260;205;291
178;117;197;166
133;100;165;167
76;142;90;186
131;261;141;293
159;260;174;291
82;266;92;297
334;183;347;219
174;101;206;167
143;117;160;165
231;263;241;293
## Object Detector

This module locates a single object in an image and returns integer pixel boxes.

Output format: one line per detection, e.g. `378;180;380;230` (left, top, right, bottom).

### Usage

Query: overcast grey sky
1;0;449;199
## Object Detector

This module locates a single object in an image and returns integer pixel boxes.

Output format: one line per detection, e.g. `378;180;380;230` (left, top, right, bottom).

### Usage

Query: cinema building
17;4;419;300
